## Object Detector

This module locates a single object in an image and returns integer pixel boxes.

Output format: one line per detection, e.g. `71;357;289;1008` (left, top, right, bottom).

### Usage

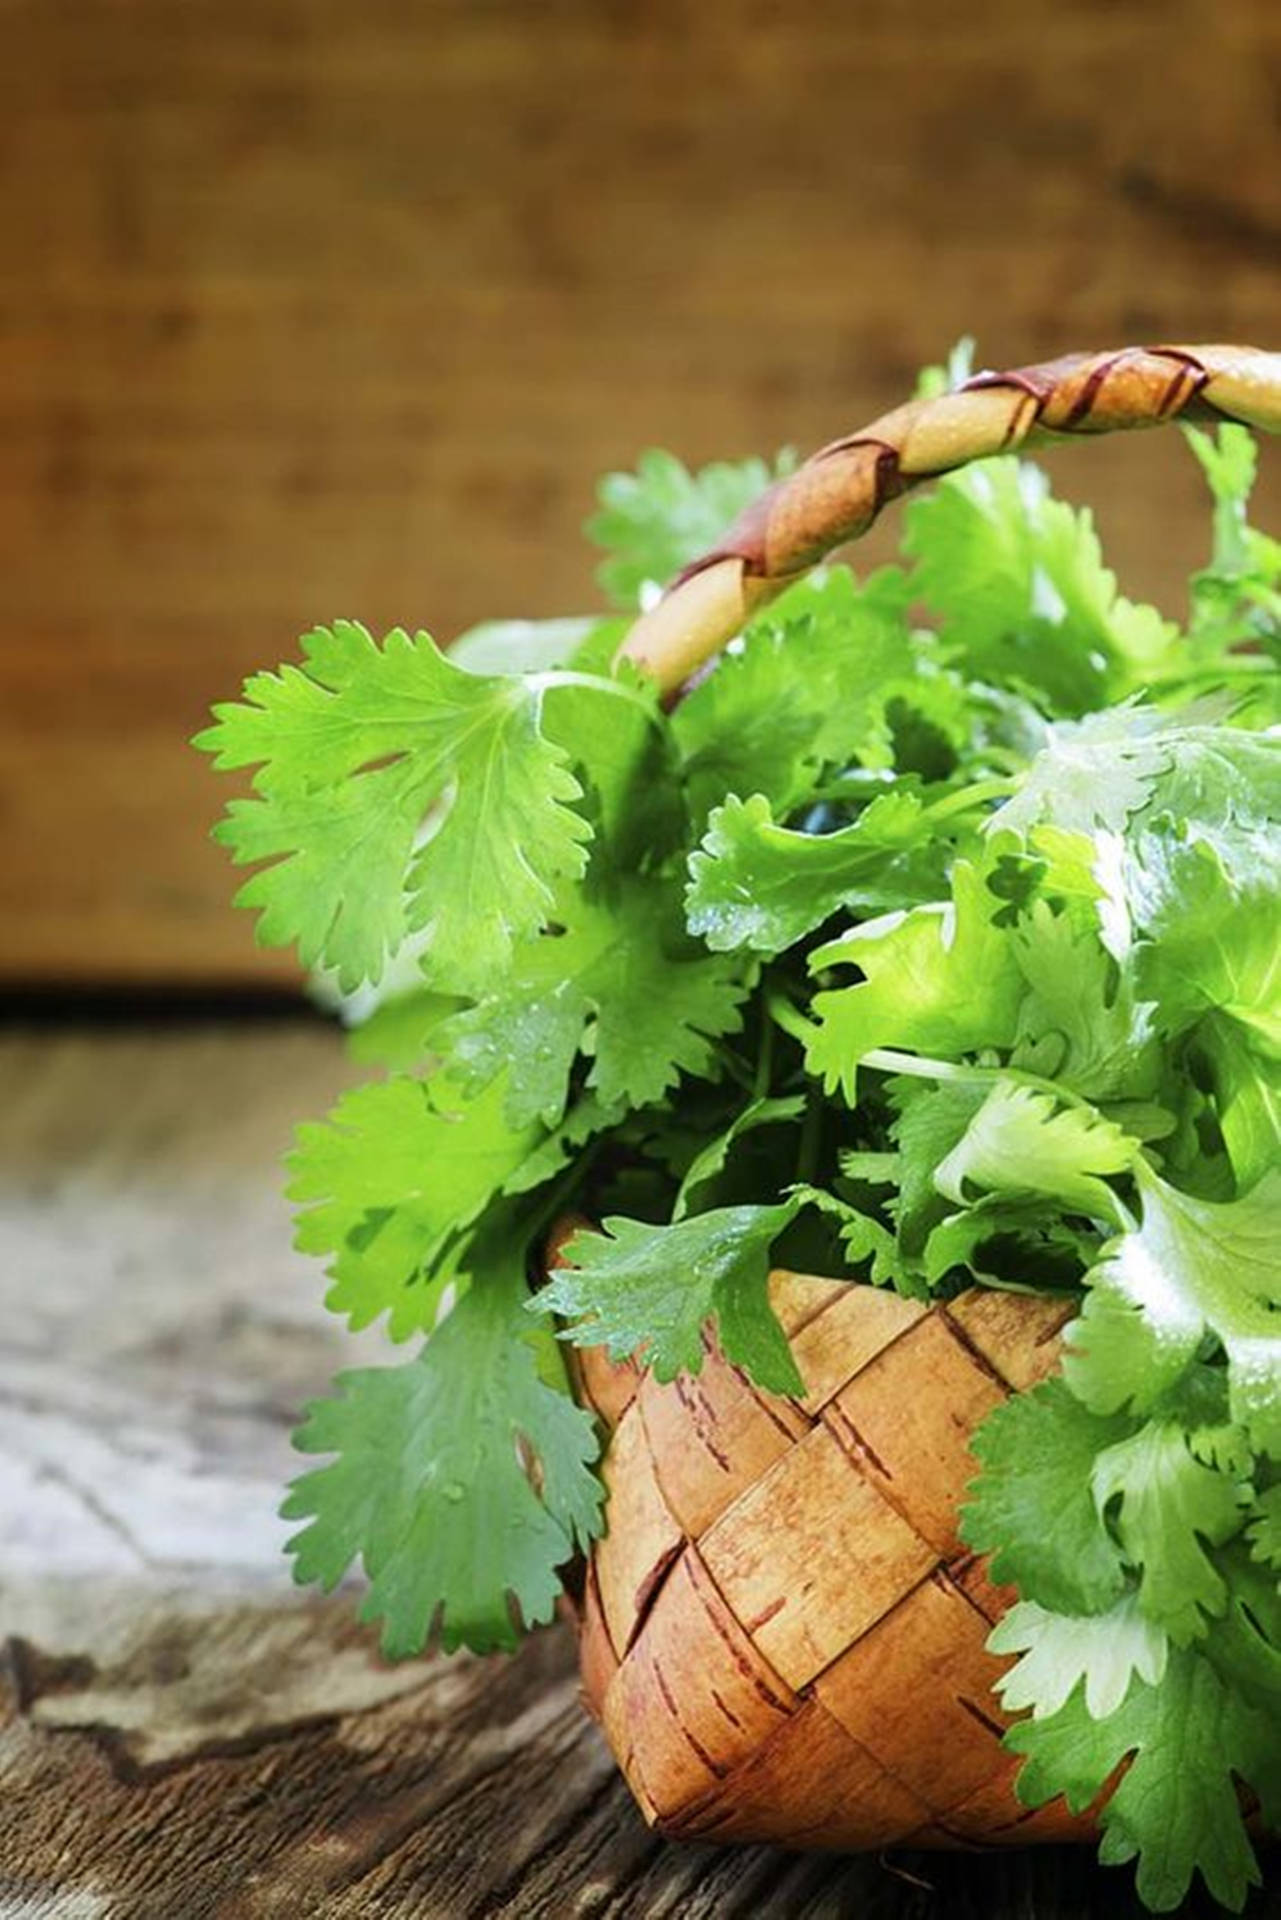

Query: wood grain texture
2;1020;1267;1917
2;1;1279;981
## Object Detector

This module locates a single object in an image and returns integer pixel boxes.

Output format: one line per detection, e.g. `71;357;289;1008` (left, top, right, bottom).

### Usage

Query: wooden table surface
0;1018;1271;1919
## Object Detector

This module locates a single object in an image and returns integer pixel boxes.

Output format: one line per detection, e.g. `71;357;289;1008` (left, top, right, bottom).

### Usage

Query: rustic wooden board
2;0;1279;982
0;1021;1269;1917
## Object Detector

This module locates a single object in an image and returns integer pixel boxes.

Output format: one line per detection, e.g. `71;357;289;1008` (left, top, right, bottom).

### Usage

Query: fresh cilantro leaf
1202;1541;1281;1715
344;990;465;1072
587;448;784;608
921;1195;1096;1289
961;1377;1134;1615
990;1594;1168;1721
1185;422;1281;658
673;1095;806;1221
888;1076;988;1258
685;790;945;956
670;567;913;821
448;615;617;675
1195;1014;1281;1193
1248;1484;1281;1571
992;702;1278;841
540;666;686;870
1129;827;1281;1051
1064;1164;1281;1454
904;458;1177;714
1011;902;1160;1101
669;609;833;824
283;1252;602;1656
533;1200;806;1396
1092;1422;1249;1643
502;1092;625;1199
1007;1650;1270;1913
287;1074;540;1338
440;880;750;1129
829;1200;900;1287
806;859;1022;1100
196;622;590;992
1135;723;1281;835
752;568;918;777
933;1080;1137;1222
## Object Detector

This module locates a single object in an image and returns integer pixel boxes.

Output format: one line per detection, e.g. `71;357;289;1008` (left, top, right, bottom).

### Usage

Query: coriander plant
199;382;1280;1914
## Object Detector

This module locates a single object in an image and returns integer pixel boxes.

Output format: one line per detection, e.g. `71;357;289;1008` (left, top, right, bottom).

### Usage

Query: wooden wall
3;0;1279;984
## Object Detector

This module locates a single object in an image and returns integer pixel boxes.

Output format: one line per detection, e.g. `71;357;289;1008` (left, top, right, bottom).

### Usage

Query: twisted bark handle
616;343;1281;694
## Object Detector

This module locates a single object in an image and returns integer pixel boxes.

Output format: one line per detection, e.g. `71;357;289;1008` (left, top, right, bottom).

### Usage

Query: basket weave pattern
576;1276;1095;1850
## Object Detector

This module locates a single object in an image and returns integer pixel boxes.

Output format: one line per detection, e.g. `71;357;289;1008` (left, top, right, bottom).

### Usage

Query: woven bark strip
617;342;1281;693
576;1273;1094;1849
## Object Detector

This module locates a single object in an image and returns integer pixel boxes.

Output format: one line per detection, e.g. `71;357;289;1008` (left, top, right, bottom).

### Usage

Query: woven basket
568;344;1281;1852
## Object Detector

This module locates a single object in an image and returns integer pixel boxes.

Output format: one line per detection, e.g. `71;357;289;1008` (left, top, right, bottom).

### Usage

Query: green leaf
587;448;783;609
1064;1164;1281;1455
344;989;465;1072
888;1075;988;1258
1129;827;1281;1051
287;1075;541;1338
921;1195;1096;1289
1195;1015;1281;1194
283;1253;603;1656
670;612;832;825
832;1204;900;1287
673;1095;806;1221
992;703;1279;842
1012;901;1160;1101
961;1377;1134;1615
540;665;685;871
933;1080;1137;1222
1247;1484;1281;1571
1185;422;1281;658
670;567;913;822
440;880;750;1129
1202;1541;1281;1714
502;1092;624;1199
904;458;1177;714
197;622;590;992
686;789;944;955
447;615;613;676
989;1594;1168;1721
806;859;1023;1100
533;1200;806;1395
1092;1422;1248;1643
1007;1650;1269;1912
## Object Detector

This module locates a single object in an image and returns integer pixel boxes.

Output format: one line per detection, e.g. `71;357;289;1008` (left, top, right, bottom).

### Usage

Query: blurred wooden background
3;0;1279;986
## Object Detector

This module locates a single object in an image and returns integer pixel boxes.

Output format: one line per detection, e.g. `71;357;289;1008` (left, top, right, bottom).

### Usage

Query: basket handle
615;343;1281;695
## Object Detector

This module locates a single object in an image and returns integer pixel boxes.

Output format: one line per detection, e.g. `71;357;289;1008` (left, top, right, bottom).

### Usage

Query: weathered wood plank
0;1025;1264;1915
2;1;1279;979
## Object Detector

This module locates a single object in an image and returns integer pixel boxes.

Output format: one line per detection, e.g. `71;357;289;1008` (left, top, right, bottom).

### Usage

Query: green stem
921;775;1018;823
522;1134;607;1251
859;1046;1097;1116
1139;655;1275;686
796;1089;822;1186
753;1009;776;1099
765;990;819;1046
